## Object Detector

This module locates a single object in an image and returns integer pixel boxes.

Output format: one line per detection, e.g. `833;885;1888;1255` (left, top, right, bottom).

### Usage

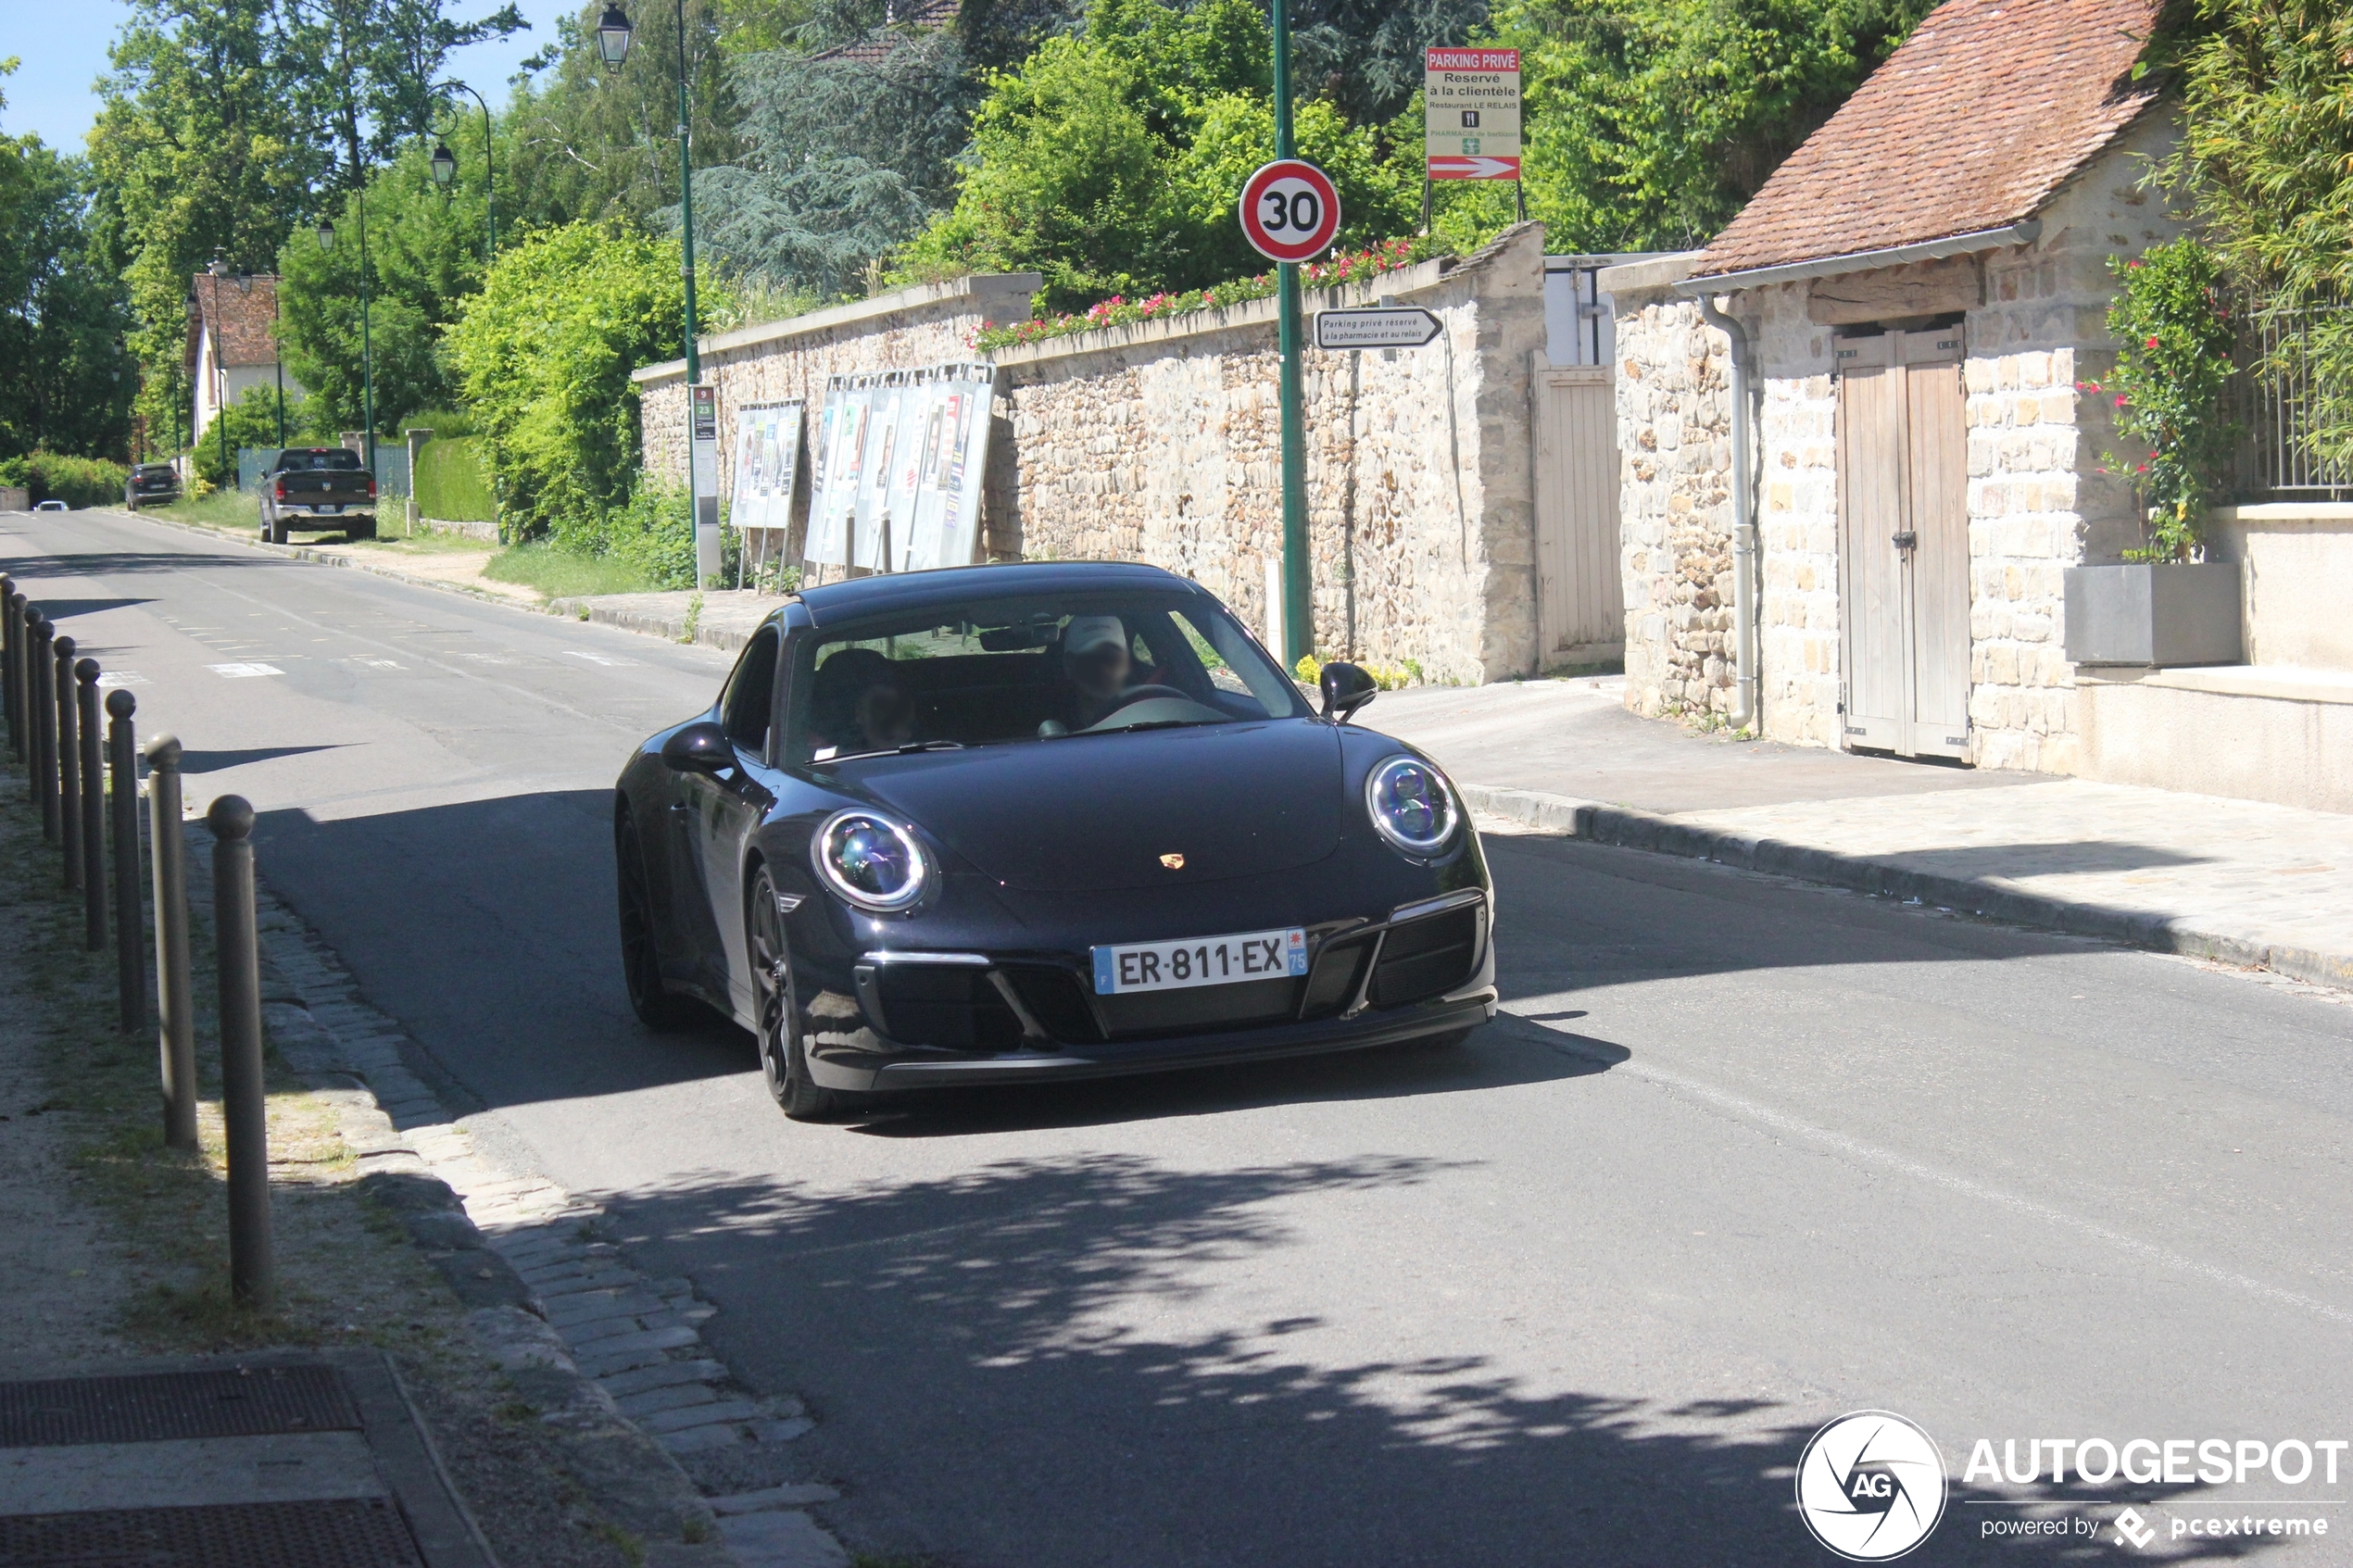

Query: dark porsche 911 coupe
615;560;1495;1120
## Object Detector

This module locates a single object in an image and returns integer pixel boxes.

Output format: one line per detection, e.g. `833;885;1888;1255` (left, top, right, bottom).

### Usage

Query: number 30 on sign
1239;159;1341;264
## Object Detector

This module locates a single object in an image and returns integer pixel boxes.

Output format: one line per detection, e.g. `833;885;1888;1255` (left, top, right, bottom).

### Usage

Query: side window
722;629;780;757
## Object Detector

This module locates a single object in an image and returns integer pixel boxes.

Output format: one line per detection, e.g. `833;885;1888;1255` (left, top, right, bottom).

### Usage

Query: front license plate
1092;927;1308;995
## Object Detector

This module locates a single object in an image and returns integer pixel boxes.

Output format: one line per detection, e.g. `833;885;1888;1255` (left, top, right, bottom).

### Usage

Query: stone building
1604;0;2184;772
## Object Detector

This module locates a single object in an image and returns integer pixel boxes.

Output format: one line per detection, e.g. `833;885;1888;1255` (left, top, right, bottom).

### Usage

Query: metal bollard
146;734;195;1149
31;613;56;834
77;660;105;949
108;690;145;1033
1;575;16;759
209;794;273;1310
55;634;80;884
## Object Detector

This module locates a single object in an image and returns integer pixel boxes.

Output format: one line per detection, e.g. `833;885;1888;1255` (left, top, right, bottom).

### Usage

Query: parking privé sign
1425;47;1521;181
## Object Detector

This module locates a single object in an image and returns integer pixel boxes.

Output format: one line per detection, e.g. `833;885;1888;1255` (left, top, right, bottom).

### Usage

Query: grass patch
145;489;259;533
483;541;665;599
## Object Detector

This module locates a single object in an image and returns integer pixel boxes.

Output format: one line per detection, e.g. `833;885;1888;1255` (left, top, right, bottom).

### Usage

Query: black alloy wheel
749;865;849;1122
617;811;693;1031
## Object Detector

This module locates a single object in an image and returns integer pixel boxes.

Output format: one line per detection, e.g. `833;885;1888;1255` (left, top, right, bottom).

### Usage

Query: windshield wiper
812;739;964;765
1072;718;1221;737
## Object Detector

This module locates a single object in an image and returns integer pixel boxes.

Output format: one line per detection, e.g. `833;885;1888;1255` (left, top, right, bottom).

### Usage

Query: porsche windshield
787;590;1308;764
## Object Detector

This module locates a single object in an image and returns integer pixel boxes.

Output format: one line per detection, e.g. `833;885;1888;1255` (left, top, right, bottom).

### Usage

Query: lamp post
315;207;377;474
432;78;497;264
598;1;714;586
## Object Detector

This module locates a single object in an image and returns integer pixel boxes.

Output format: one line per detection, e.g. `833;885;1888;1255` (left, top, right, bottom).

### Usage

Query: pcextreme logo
1796;1411;1950;1561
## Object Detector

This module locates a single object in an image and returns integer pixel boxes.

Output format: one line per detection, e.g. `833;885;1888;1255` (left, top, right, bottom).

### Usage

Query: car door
678;625;785;1018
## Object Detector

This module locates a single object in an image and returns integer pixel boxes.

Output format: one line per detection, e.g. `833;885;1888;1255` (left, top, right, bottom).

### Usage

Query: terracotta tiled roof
1691;0;2166;280
186;272;283;370
810;0;958;63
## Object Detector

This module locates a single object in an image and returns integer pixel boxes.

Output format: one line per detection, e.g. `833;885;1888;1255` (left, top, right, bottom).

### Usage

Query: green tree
505;0;744;232
275;131;492;433
1490;0;1934;251
900;0;1416;308
1;66;136;459
2163;0;2353;467
443;221;716;542
692;0;982;299
274;0;524;191
86;0;326;450
185;383;333;487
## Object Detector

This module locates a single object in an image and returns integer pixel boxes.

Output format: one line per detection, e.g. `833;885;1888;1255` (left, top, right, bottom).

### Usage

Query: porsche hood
839;721;1344;893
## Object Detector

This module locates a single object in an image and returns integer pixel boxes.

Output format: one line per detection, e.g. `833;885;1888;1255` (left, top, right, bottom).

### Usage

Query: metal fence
2231;301;2353;501
233;445;410;498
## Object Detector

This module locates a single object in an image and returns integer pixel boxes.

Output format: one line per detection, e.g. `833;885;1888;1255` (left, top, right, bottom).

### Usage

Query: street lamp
433;79;497;264
315;196;378;475
598;0;713;585
595;4;633;67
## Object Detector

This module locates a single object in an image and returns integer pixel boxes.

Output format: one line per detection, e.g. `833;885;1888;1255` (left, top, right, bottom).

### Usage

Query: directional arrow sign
1427;155;1521;181
1315;307;1443;351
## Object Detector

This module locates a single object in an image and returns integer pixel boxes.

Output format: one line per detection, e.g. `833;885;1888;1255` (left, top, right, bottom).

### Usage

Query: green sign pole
1271;0;1311;669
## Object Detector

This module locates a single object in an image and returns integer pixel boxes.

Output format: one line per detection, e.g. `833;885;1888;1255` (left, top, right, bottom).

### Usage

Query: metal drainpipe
1697;295;1759;733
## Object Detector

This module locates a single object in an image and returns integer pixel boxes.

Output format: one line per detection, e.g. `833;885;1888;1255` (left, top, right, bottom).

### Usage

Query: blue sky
0;0;579;155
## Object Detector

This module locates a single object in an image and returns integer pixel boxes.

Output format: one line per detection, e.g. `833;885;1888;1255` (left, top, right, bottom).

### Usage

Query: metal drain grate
0;1367;360;1449
0;1498;423;1567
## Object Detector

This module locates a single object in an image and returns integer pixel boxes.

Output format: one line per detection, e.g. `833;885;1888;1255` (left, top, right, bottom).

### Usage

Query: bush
444;222;711;544
602;483;737;591
413;436;497;523
0;450;130;508
2079;239;2238;561
185;384;328;489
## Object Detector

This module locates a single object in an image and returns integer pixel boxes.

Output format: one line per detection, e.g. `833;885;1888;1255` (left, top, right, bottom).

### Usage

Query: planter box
2063;562;2243;668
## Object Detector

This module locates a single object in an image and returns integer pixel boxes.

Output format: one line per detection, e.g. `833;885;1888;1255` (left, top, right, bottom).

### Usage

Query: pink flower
2145;336;2159;349
2115;394;2128;408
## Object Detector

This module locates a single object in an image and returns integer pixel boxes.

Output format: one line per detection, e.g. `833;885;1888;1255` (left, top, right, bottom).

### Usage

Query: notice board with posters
803;365;996;580
729;400;804;535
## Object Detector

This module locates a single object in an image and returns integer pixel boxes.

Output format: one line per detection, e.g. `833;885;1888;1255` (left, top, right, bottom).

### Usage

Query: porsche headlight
812;809;930;912
1365;756;1459;858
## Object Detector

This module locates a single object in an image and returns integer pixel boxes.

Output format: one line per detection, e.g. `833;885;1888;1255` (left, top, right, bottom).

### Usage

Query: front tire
749;866;858;1122
617;811;695;1032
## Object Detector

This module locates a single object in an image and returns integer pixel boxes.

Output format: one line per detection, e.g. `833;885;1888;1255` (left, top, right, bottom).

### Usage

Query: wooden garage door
1836;326;1970;759
1532;358;1624;660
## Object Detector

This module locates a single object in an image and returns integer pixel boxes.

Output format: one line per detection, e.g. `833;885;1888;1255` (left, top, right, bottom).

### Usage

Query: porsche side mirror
661;720;734;775
1319;661;1378;723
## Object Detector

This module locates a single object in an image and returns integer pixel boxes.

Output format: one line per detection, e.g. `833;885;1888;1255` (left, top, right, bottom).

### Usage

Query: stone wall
1611;290;1735;719
1604;109;2188;770
636;227;1552;684
992;224;1548;684
635;273;1041;555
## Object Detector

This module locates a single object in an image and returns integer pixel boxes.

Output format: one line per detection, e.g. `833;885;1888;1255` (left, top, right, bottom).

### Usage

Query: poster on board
904;368;995;571
804;382;872;572
729;400;803;535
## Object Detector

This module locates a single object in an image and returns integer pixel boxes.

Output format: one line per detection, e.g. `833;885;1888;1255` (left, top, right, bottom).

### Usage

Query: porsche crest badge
1159;853;1185;870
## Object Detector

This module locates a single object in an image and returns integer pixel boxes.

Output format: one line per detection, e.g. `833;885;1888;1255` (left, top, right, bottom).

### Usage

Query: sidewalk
1374;678;2353;992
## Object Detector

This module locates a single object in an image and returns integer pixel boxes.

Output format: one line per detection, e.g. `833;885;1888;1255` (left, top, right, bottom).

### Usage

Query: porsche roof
793;560;1200;626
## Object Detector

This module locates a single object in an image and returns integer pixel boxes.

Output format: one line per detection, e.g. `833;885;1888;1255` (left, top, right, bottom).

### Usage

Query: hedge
0;451;131;509
414;435;497;523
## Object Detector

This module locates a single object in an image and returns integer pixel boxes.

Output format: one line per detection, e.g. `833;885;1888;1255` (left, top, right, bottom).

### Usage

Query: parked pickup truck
261;447;377;543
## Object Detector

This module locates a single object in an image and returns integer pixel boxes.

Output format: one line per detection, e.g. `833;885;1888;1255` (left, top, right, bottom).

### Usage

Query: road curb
1459;783;2353;994
544;596;757;655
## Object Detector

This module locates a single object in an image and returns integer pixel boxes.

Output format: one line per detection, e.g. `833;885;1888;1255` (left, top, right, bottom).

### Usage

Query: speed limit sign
1239;159;1341;263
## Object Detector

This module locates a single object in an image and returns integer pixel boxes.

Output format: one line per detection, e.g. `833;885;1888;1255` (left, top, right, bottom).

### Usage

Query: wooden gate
1532;356;1624;663
1835;326;1971;759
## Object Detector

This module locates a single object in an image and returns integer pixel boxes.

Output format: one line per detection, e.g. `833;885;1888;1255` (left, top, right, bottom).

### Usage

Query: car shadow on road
593;1156;2285;1568
850;1020;1628;1138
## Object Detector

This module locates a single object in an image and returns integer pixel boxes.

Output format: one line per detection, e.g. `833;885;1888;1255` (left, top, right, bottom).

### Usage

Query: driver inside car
1059;615;1145;730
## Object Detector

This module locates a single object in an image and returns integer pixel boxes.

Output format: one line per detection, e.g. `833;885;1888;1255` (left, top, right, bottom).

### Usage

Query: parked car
125;463;180;510
260;447;377;543
615;560;1495;1122
33;498;68;512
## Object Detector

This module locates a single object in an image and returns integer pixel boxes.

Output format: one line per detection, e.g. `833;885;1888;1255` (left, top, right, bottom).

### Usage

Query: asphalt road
8;507;2353;1567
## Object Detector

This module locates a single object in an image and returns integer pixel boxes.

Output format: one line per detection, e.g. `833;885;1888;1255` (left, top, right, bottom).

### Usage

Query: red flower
2145;336;2160;349
2115;394;2129;408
